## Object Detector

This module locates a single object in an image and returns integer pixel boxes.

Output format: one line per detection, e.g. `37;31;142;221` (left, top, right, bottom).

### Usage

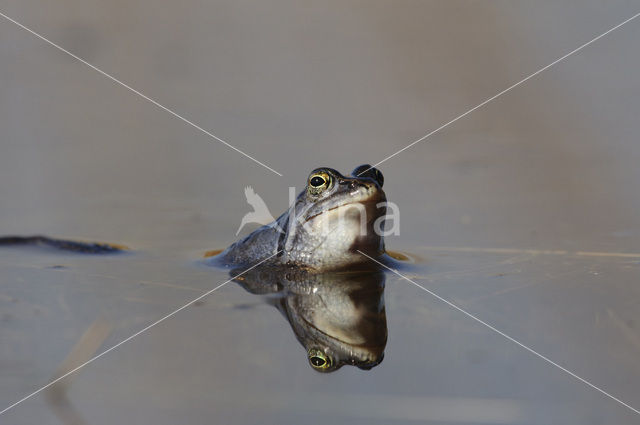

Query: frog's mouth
303;197;384;224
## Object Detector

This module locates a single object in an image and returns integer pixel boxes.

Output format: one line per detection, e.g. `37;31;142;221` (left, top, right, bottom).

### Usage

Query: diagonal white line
0;251;281;416
0;11;283;177
357;250;640;415
361;11;640;175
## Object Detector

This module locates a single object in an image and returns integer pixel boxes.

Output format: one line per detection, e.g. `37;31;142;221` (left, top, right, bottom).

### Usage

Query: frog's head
281;165;387;269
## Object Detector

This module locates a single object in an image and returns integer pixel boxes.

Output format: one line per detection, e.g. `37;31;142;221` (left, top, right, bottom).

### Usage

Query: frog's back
215;224;281;267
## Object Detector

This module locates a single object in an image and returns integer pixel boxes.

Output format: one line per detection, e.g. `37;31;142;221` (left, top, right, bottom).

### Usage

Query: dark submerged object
0;235;127;253
216;165;387;271
233;265;387;372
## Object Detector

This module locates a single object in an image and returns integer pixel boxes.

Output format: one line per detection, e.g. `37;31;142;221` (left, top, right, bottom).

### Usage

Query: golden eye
308;172;331;193
308;348;332;370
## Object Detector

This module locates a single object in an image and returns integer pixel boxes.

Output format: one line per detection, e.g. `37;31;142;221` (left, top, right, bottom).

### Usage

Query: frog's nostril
340;179;357;189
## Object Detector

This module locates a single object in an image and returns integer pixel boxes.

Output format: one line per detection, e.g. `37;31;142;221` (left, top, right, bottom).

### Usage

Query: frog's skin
216;165;387;271
234;265;387;372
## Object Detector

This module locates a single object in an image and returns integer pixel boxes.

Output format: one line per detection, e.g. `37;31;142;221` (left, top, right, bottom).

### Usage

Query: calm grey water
1;1;640;424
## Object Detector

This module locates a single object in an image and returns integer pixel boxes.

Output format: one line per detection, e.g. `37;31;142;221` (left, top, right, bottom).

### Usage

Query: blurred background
1;1;639;424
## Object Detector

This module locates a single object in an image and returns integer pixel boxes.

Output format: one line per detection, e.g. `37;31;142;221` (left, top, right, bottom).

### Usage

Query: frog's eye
308;348;332;370
310;175;326;187
309;174;328;188
308;172;331;194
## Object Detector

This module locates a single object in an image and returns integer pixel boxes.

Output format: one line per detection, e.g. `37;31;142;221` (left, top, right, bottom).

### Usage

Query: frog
214;164;387;271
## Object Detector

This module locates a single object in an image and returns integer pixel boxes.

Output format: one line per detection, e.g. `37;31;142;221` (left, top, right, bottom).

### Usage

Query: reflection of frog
234;266;387;372
216;165;387;271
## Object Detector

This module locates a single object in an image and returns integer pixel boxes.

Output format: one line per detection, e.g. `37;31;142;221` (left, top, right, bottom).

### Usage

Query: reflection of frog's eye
308;172;330;193
308;348;332;370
